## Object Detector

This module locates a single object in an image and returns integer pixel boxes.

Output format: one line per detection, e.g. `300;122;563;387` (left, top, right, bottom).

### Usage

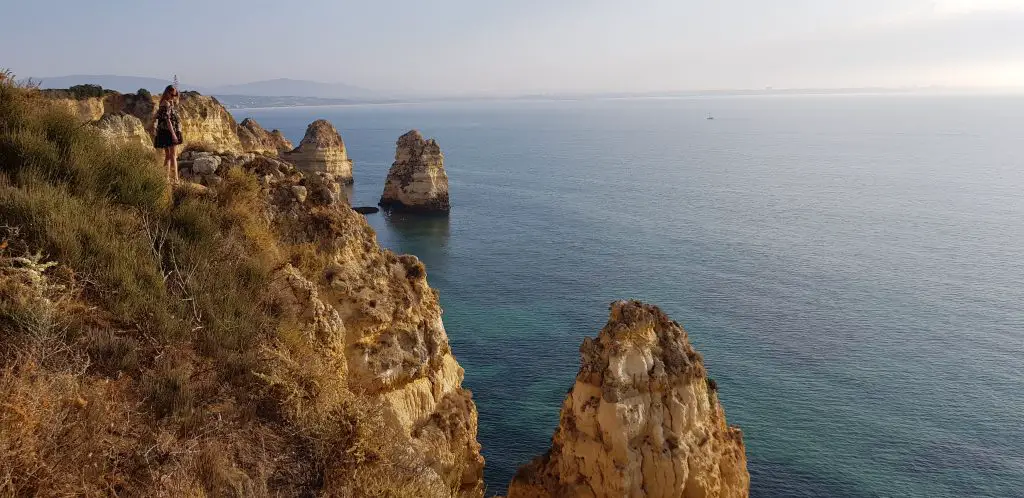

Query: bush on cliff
0;76;435;496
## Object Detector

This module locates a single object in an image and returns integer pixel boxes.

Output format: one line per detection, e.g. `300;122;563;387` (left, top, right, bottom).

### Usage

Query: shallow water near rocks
235;94;1024;497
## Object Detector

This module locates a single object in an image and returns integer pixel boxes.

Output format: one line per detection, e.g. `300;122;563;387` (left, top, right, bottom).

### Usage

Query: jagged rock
308;184;335;206
282;120;354;184
192;155;221;175
265;183;484;496
238;117;294;155
379;130;450;213
508;300;749;498
268;265;347;360
91;112;149;146
291;186;308;203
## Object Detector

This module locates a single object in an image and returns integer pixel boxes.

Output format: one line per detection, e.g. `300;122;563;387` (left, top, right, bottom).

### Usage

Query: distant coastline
219;85;1024;110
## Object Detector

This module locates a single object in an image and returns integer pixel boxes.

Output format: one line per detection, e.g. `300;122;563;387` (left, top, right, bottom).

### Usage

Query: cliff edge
508;300;749;498
0;81;479;496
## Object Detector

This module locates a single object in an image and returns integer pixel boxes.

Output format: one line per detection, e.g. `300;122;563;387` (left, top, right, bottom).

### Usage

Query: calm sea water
234;95;1024;497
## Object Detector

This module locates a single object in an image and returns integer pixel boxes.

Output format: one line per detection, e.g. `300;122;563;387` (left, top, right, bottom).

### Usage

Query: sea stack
379;130;450;213
237;117;294;155
508;301;750;498
282;119;354;184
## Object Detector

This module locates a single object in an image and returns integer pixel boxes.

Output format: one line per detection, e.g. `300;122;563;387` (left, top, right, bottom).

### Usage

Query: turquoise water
234;95;1024;497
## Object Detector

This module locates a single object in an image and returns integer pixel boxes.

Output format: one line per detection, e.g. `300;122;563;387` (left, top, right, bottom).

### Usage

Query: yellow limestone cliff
282;119;355;184
238;117;294;155
263;160;484;496
44;90;244;153
508;300;749;498
91;112;150;146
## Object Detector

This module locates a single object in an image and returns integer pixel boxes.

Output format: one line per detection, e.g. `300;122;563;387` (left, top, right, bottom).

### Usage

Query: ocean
233;94;1024;497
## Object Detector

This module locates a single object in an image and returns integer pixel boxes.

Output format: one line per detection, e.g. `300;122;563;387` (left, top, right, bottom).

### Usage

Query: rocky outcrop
259;160;483;496
44;90;244;153
379;130;450;213
282;120;354;184
45;95;109;122
508;301;749;498
171;93;244;153
91;112;150;146
237;117;294;155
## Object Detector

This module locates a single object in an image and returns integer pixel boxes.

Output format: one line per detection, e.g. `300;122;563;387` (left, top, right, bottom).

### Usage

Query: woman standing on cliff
154;85;183;183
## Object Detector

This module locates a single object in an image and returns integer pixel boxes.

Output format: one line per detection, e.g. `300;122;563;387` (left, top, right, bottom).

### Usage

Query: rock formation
91;112;150;146
45;93;109;121
260;158;483;495
379;130;450;213
508;300;749;498
171;93;244;153
282;119;354;184
237;117;294;155
165;147;483;495
43;89;244;153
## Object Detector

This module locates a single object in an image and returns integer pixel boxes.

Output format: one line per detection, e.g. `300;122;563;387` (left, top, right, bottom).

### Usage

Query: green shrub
67;84;104;99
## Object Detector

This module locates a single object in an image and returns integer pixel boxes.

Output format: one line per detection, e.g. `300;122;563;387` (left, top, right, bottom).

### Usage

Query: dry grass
181;141;219;155
0;74;446;497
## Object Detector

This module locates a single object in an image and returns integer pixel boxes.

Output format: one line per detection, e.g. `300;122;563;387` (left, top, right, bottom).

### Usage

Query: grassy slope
0;78;440;496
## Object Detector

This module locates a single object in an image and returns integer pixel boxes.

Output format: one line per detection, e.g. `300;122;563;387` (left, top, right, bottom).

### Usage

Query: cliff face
237;117;294;155
91;112;150;147
170;93;244;153
45;91;244;153
508;301;749;498
45;95;110;121
264;160;484;495
379;130;450;213
282;119;354;184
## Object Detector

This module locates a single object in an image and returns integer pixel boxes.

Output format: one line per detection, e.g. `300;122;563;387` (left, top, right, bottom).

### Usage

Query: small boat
706;113;715;120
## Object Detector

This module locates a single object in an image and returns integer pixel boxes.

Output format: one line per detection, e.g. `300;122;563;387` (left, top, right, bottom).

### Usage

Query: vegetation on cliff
0;76;472;496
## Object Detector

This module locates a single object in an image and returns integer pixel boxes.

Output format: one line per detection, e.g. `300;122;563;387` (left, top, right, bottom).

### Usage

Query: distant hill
208;78;375;99
35;74;201;93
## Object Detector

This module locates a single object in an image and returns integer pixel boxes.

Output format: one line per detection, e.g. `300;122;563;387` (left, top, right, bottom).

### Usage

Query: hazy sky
4;0;1023;95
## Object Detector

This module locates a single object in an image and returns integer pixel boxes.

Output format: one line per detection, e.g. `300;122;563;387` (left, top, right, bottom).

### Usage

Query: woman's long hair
160;85;178;104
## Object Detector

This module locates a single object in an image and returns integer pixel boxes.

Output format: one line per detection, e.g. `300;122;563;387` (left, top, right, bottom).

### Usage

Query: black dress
153;102;183;149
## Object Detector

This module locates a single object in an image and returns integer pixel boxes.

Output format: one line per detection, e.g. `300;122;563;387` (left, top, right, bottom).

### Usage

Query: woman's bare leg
163;148;173;182
169;145;179;182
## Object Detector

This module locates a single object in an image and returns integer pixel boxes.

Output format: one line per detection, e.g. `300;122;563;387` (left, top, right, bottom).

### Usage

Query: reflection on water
375;211;452;275
382;210;451;246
